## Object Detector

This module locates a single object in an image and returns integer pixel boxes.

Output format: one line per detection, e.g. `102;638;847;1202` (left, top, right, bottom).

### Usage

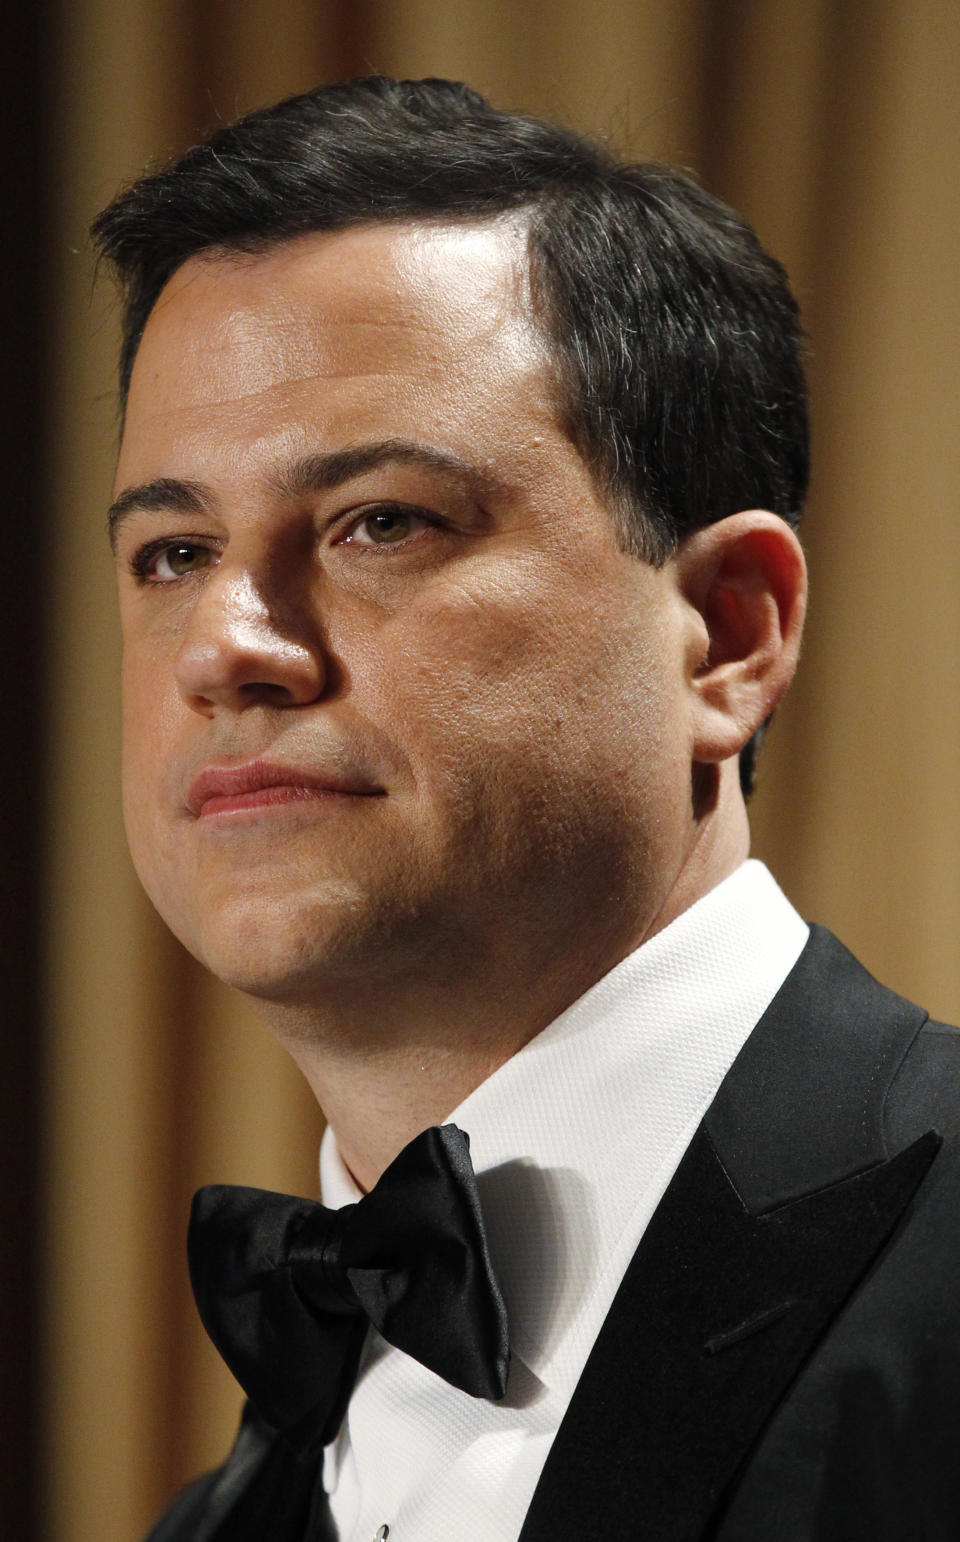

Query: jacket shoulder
886;1013;960;1139
716;954;960;1540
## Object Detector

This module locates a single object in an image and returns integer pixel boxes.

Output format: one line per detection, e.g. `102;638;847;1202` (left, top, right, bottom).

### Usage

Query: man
93;76;960;1540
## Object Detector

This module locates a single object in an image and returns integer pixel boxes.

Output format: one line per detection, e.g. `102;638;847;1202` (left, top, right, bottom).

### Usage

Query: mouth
186;760;385;819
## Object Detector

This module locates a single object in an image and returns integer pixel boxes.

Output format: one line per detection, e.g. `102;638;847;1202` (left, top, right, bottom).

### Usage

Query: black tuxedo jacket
150;927;960;1540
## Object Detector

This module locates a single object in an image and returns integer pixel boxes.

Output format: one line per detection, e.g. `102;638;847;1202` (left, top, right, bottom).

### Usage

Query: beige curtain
40;3;960;1537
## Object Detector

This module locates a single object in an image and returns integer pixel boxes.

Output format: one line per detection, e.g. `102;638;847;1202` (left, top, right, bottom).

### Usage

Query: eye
131;539;217;583
342;507;429;548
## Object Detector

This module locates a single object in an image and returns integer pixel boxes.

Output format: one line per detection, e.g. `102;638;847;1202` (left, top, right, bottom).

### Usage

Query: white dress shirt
319;860;808;1542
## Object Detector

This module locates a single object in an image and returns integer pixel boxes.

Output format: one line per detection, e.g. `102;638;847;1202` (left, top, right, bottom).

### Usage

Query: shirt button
374;1528;390;1541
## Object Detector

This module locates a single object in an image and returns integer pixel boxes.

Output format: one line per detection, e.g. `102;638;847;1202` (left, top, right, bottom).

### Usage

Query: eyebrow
108;477;208;547
108;439;505;548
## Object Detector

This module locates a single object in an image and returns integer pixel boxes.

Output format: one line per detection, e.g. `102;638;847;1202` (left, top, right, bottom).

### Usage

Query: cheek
121;647;175;773
350;579;555;740
119;646;183;864
353;573;677;817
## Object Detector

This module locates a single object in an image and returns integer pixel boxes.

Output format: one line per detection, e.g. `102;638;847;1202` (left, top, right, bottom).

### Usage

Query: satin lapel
519;927;941;1542
519;1124;937;1542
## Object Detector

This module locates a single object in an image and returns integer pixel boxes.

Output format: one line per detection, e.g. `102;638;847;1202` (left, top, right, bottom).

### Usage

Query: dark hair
92;75;809;795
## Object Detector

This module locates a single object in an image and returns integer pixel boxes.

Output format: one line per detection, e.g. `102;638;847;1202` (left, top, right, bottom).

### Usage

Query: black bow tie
188;1124;509;1455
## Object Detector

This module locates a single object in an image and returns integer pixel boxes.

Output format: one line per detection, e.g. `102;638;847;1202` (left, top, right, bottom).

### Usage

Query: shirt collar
320;860;808;1400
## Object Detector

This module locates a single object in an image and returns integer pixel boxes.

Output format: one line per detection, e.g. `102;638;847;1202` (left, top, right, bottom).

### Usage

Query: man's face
114;220;695;1010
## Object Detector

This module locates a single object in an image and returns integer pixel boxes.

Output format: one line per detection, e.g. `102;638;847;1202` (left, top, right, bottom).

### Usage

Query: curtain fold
36;4;958;1537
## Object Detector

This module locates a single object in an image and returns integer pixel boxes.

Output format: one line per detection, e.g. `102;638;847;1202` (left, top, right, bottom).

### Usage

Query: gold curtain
40;3;960;1538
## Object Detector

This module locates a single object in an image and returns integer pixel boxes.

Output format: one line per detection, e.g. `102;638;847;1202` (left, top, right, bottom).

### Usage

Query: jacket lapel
519;927;940;1542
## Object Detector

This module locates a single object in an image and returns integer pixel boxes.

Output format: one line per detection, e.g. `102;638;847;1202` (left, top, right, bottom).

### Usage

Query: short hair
92;75;809;794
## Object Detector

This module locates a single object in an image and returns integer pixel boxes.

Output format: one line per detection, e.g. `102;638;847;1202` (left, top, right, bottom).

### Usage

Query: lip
186;760;384;819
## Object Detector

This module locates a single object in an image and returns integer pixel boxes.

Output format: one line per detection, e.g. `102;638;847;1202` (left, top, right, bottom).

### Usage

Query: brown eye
153;543;214;580
337;505;432;553
359;510;415;544
342;505;434;549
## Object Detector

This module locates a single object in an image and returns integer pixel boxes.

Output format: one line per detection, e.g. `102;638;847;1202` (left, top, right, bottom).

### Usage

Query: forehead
119;219;557;479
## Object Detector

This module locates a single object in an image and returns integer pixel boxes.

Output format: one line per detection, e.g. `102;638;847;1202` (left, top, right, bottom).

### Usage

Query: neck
261;921;642;1189
255;768;750;1190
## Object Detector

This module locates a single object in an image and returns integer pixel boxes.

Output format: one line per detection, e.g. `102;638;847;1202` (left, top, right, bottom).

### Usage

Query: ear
673;511;807;764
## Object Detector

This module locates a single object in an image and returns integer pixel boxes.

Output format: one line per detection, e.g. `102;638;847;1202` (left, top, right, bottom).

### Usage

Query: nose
175;568;326;714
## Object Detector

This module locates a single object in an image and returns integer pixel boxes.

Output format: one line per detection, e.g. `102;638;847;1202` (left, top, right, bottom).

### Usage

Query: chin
198;954;324;1005
167;882;426;1006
